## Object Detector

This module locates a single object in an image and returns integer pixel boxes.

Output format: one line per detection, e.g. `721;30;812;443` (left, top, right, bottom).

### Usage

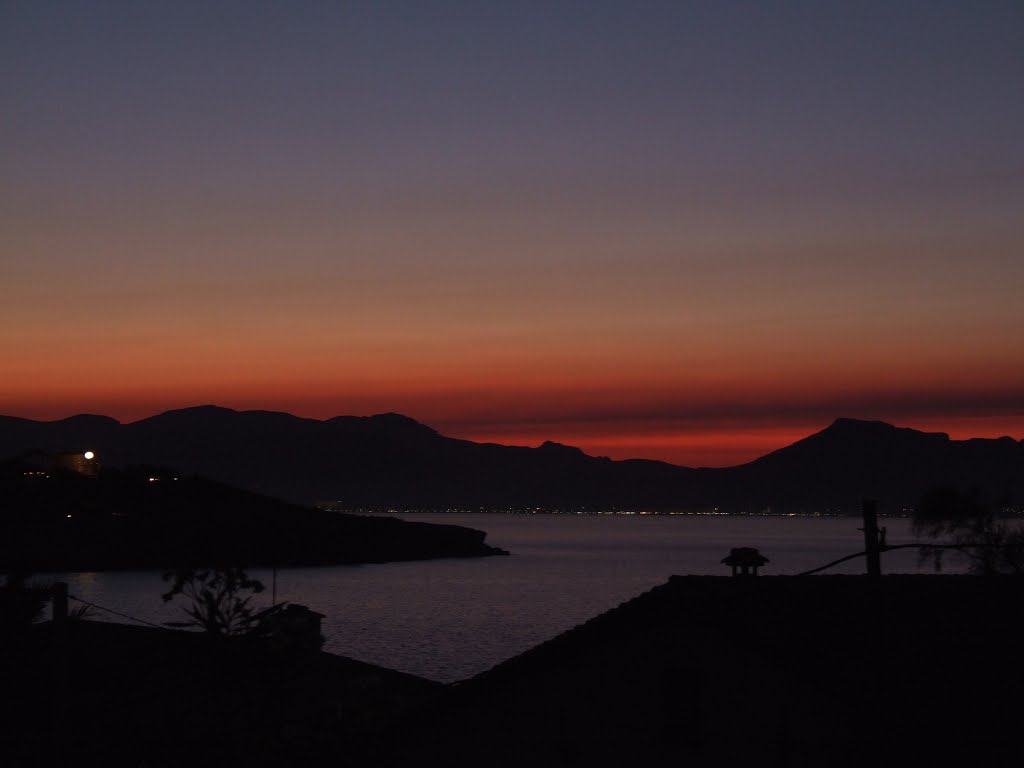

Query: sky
2;1;1023;466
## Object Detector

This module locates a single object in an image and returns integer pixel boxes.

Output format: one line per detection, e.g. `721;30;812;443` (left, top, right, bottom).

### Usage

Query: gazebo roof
721;547;769;566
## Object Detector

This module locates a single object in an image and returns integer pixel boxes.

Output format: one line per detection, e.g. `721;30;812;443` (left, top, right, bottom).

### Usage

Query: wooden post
862;499;881;578
52;581;68;624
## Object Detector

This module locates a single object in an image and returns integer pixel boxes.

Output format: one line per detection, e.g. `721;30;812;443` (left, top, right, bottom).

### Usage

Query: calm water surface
59;514;961;682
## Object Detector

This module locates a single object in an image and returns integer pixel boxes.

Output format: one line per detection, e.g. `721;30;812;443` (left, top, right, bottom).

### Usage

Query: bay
57;514;961;682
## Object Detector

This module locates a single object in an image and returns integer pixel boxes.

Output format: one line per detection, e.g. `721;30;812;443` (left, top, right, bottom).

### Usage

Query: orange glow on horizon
450;415;1024;467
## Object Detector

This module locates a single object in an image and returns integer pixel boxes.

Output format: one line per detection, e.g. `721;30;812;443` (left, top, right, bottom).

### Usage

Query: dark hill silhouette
728;418;1023;513
0;458;504;571
1;407;1021;512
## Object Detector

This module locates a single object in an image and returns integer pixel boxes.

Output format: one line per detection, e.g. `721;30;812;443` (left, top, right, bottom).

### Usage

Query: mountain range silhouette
1;407;1020;513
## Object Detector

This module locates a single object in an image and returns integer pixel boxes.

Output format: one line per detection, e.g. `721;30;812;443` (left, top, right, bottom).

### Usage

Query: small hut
721;547;769;576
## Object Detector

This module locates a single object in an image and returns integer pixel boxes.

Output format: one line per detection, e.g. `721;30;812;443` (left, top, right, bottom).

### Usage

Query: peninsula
0;457;505;573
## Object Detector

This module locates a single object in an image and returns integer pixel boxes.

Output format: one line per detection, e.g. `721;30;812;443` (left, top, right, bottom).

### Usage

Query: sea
55;513;964;683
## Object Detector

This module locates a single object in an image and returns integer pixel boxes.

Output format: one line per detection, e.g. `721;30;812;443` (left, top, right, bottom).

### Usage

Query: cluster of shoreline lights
321;505;852;517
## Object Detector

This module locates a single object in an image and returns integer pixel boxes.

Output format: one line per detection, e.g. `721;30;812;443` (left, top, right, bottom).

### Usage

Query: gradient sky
3;1;1023;466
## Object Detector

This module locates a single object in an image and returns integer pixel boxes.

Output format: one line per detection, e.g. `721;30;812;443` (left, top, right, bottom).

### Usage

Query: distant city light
83;451;95;460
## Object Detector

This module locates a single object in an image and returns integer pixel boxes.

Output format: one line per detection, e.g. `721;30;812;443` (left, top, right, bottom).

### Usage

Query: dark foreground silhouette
5;575;1022;767
388;575;1024;768
4;619;439;767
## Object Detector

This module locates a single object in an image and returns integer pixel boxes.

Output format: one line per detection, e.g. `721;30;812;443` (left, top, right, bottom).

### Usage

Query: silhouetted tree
913;487;1024;574
162;567;266;635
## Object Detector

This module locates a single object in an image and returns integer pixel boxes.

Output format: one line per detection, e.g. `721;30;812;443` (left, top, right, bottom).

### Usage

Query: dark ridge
537;440;586;455
1;410;1021;513
139;404;239;421
53;413;122;427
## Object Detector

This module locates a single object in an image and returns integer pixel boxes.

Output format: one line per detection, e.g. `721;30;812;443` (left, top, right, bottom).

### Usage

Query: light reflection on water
58;514;965;682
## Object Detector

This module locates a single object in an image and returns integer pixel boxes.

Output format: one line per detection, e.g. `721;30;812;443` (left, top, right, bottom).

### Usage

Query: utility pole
861;499;882;578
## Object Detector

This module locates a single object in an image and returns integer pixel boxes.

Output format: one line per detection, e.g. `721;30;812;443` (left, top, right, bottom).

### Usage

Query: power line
67;594;167;630
795;542;975;577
